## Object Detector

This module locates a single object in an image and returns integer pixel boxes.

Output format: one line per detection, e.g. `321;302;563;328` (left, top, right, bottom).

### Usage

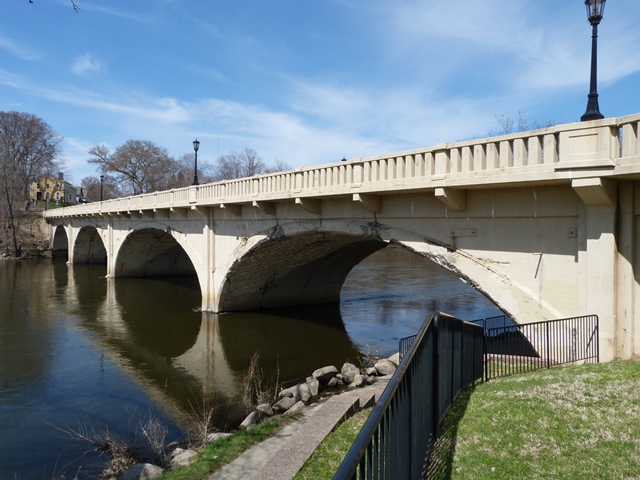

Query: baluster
528;136;543;165
499;140;514;168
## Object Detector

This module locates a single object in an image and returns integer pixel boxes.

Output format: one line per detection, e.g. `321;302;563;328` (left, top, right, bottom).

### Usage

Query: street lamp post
192;139;200;185
100;175;104;201
581;0;606;122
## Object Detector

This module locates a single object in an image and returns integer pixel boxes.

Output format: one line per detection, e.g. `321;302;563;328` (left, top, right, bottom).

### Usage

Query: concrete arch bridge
45;114;640;361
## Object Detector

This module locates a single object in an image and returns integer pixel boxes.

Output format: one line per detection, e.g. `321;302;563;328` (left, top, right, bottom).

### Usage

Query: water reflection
0;246;503;479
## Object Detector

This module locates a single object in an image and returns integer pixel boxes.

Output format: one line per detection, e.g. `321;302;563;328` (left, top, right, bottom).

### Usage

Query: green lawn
434;360;640;479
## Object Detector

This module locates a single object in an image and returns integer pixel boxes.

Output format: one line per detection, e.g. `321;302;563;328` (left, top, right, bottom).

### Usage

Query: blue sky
2;0;640;186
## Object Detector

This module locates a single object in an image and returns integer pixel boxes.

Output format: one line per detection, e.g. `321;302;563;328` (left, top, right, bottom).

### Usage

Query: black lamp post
100;174;104;201
192;139;200;185
581;0;606;122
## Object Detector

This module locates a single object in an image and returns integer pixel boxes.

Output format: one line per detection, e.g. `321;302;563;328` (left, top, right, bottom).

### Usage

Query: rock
170;448;197;468
296;382;313;402
207;432;232;444
119;463;163;480
341;362;360;384
273;396;296;412
239;411;260;429
366;367;378;376
353;374;368;387
371;373;394;383
327;377;339;388
312;365;339;384
256;403;274;416
306;378;320;397
286;400;306;414
279;385;301;401
388;352;401;366
374;358;397;376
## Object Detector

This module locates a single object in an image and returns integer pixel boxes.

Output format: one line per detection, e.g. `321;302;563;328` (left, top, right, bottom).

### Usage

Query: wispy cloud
0;37;40;61
71;53;106;76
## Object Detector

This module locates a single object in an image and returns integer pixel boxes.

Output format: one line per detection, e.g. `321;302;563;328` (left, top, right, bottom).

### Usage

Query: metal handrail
334;312;483;479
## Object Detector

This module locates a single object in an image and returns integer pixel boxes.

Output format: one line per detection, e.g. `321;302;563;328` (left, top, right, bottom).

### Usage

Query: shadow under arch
115;227;197;278
218;231;387;311
51;225;68;259
74;226;107;264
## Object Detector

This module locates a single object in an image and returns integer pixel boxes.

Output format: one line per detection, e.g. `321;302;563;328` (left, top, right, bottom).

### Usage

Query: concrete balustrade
45;113;640;220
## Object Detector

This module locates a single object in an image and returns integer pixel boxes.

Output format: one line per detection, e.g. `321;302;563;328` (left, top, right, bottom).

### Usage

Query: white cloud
0;37;40;61
71;53;106;76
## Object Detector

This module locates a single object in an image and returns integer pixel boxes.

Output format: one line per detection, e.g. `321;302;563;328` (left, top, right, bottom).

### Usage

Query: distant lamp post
192;139;200;185
581;0;606;122
100;175;104;201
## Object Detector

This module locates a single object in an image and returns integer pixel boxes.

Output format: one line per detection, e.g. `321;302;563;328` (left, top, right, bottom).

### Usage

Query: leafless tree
170;153;215;188
88;140;178;195
491;111;559;136
265;158;292;174
0;111;61;256
212;148;267;181
29;0;80;12
80;175;119;202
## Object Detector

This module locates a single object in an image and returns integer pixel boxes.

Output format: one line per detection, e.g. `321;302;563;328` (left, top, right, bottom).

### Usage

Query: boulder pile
238;353;400;429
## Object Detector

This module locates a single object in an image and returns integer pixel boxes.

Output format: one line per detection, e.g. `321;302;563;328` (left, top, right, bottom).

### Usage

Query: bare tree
265;159;292;174
88;140;178;195
491;111;559;136
81;175;119;202
0;111;61;256
212;148;267;181
170;153;215;188
29;0;80;12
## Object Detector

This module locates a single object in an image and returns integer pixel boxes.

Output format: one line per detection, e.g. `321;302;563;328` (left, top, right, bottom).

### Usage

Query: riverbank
112;355;398;479
0;209;51;258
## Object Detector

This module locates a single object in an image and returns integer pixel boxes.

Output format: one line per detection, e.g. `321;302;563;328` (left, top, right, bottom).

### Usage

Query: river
0;246;502;479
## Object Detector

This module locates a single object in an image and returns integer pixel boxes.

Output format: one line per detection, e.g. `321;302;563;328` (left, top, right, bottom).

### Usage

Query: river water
0;247;502;479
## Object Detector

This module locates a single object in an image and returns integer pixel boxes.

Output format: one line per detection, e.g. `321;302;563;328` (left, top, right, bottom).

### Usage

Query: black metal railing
484;314;599;380
468;314;516;333
334;313;483;480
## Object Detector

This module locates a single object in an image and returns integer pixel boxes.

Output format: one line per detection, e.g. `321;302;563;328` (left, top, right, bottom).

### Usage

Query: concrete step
252;384;387;480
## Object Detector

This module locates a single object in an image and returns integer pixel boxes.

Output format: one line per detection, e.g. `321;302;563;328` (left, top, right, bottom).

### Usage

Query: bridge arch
114;227;198;278
218;230;387;311
51;225;69;258
73;226;107;264
216;219;559;322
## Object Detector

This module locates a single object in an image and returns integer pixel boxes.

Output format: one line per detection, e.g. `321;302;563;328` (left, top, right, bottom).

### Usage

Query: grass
294;407;372;480
161;361;640;479
159;413;300;480
431;360;640;479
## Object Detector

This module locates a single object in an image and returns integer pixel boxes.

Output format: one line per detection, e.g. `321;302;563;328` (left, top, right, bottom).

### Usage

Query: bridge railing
333;312;483;480
44;113;640;218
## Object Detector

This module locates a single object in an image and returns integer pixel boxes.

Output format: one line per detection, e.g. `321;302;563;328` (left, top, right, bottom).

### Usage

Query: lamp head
585;0;606;25
193;139;200;152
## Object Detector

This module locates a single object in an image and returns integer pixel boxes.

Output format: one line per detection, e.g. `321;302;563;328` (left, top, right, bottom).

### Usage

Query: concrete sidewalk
208;382;388;480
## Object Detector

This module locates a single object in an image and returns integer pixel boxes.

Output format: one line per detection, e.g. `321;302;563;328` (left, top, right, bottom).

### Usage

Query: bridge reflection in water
0;246;504;478
55;246;504;428
65;264;364;428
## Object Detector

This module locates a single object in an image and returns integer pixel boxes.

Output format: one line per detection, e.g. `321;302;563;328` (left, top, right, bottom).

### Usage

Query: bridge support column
106;219;116;278
65;224;76;264
200;208;218;312
574;178;618;362
615;182;637;359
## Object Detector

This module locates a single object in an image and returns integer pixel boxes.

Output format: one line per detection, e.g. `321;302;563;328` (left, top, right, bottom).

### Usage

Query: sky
1;0;640;186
